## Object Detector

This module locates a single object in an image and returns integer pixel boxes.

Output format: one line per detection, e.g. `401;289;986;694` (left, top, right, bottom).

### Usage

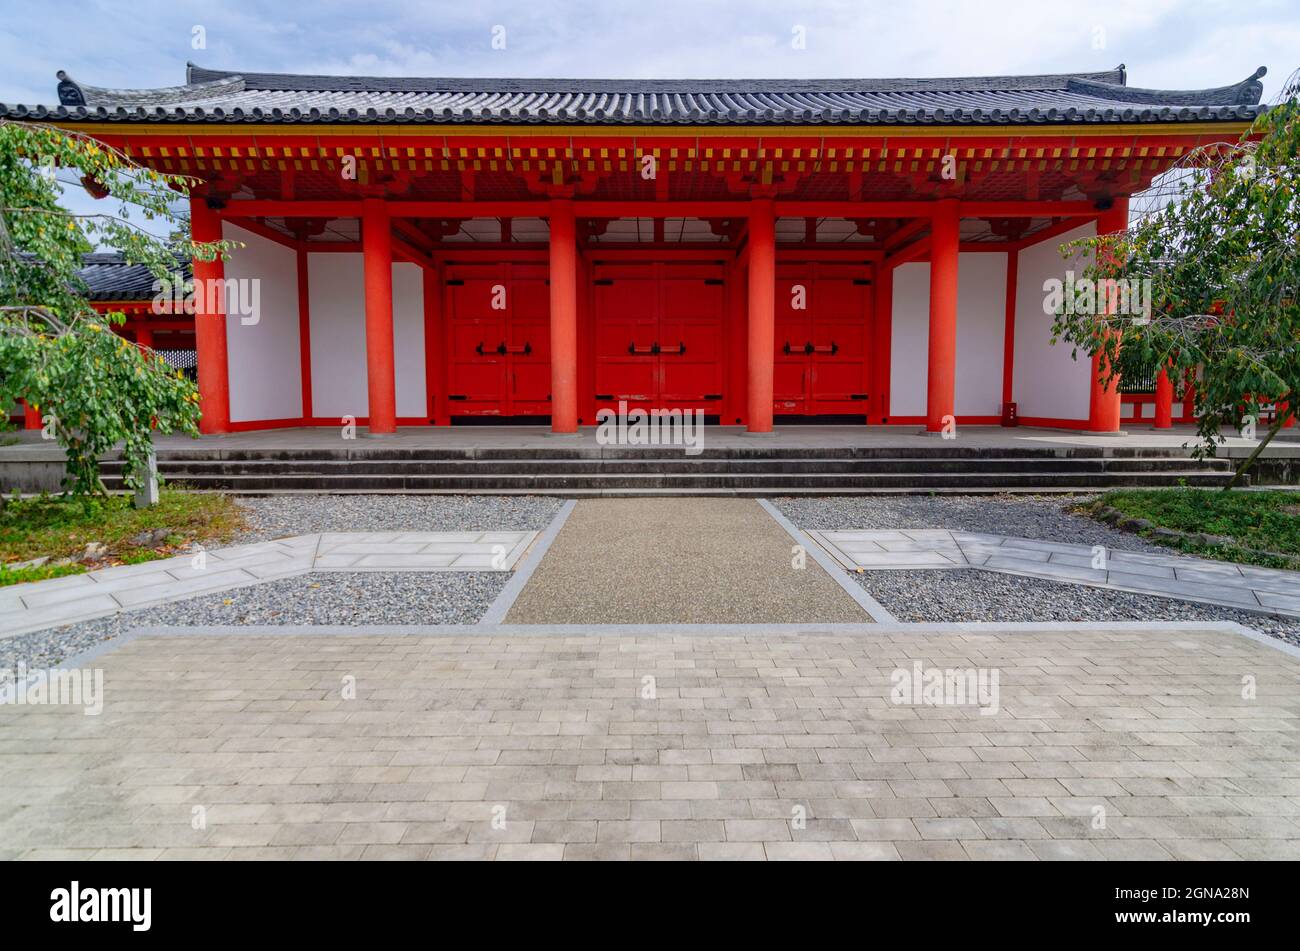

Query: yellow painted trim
48;121;1254;139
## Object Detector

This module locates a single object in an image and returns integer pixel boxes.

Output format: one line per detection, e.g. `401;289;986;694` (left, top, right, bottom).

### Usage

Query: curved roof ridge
186;62;1128;94
57;69;245;107
1067;67;1266;106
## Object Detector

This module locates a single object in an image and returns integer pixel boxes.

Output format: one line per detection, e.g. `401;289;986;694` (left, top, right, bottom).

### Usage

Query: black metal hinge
446;279;465;286
850;394;869;400
704;279;724;285
594;278;614;286
448;395;468;401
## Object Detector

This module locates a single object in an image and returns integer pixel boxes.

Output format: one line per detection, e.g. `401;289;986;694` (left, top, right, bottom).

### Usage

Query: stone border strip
479;500;577;624
36;620;1300;672
0;530;538;641
807;528;1300;619
756;499;896;623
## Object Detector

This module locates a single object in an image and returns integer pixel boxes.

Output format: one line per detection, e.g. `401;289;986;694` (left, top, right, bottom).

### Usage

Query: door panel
772;267;872;416
446;268;552;417
593;266;724;413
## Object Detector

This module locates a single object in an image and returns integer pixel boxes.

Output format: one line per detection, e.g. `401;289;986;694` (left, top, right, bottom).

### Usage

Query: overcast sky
1;0;1294;242
1;0;1295;103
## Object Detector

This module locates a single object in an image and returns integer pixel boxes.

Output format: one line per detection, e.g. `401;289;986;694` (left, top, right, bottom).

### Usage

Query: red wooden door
772;265;872;417
775;272;813;414
809;275;871;415
593;264;725;414
446;265;552;417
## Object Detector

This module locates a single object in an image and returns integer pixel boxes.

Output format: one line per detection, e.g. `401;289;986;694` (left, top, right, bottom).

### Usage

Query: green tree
0;121;232;496
1052;73;1299;489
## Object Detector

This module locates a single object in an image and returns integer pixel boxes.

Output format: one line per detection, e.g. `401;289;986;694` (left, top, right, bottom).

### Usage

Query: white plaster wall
307;253;369;419
889;263;930;417
308;254;427;420
889;254;1008;419
955;254;1007;417
392;262;427;418
1011;222;1096;421
223;223;303;422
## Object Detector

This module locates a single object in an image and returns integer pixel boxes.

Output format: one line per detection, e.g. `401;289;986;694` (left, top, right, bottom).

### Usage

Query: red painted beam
1001;249;1019;412
190;196;231;435
1154;364;1174;429
362;198;397;436
926;199;960;433
1087;198;1130;433
745;199;777;434
548;199;579;434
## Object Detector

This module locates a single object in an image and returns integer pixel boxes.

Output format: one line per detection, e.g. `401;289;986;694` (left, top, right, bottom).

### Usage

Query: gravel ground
857;568;1300;648
232;494;564;542
775;494;1300;648
772;493;1165;553
0;571;508;673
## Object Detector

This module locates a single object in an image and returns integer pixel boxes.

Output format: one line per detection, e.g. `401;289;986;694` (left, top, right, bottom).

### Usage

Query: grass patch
0;490;246;586
1084;488;1300;569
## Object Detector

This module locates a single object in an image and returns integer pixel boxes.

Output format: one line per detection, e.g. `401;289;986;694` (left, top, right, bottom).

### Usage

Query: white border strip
478;499;577;624
756;498;897;623
30;621;1300;682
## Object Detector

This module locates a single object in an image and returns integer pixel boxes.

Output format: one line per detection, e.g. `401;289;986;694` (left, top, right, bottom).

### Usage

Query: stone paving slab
810;530;1300;619
0;531;538;640
2;625;1297;861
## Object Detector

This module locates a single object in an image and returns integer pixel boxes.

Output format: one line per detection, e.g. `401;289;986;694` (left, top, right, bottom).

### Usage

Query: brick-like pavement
3;627;1298;861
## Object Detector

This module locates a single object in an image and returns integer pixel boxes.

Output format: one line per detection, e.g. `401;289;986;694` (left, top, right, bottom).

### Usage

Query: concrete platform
5;423;1299;457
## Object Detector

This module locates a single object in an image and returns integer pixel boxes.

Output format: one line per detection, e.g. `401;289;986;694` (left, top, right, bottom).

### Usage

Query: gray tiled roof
0;63;1268;126
76;254;188;301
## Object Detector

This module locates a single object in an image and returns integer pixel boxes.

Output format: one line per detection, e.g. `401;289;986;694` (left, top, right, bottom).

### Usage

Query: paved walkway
3;626;1297;861
0;531;537;639
810;530;1300;618
504;499;874;625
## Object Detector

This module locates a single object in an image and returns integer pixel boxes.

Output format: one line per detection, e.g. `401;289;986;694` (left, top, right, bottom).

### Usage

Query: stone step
102;468;1237;493
115;445;1220;463
101;456;1234;477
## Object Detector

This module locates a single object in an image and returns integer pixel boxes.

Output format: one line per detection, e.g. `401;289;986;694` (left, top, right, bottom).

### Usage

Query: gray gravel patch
772;493;1164;553
856;568;1300;648
233;494;563;542
0;572;507;672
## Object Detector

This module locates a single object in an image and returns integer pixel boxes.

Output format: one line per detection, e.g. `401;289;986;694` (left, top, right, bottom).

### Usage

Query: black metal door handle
659;341;686;355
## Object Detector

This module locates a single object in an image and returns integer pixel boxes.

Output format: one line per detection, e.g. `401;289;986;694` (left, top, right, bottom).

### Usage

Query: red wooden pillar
190;196;231;434
1183;370;1196;422
746;198;776;434
22;401;41;430
362;198;397;436
548;199;579;434
1087;198;1130;433
1154;363;1174;429
926;199;960;432
135;325;155;349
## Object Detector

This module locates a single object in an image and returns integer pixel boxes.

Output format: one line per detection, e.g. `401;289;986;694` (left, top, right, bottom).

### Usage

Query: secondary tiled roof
76;253;188;301
0;63;1268;126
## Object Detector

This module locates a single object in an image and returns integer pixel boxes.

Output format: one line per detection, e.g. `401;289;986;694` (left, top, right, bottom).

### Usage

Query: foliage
1052;74;1300;488
1091;488;1300;569
0;488;246;584
0;120;233;495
